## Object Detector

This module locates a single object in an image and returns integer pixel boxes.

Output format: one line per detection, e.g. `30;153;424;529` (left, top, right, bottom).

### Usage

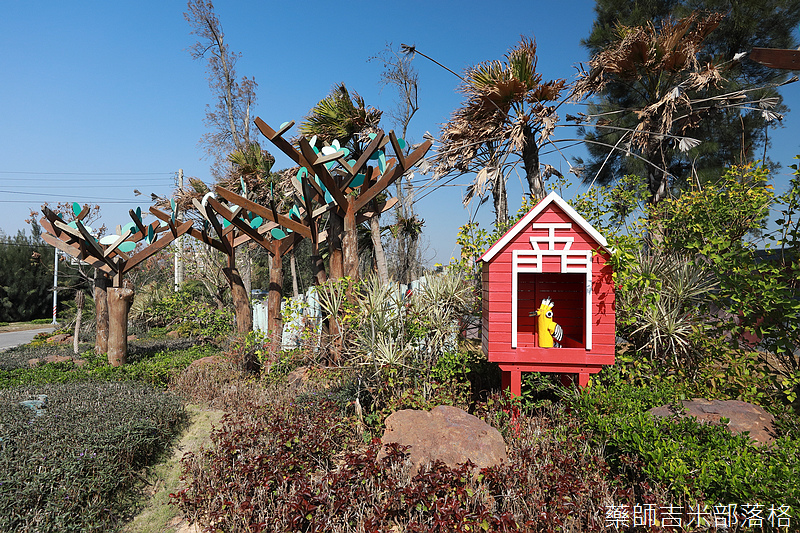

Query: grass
122;404;225;533
0;320;55;333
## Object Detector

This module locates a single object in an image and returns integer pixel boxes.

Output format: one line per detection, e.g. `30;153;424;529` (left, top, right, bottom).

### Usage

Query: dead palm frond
434;37;567;224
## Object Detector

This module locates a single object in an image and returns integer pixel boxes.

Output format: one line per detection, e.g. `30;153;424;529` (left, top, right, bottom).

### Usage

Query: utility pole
52;246;58;324
174;168;185;291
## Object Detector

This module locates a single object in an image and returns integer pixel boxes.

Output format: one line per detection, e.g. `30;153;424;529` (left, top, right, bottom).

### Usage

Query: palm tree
574;12;733;204
298;83;382;144
435;38;566;227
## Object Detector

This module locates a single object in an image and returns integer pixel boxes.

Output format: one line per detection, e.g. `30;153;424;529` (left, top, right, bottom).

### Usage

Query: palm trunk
73;290;84;355
492;176;509;228
522;124;546;201
343;204;359;280
408;231;420;282
369;208;389;285
329;212;344;279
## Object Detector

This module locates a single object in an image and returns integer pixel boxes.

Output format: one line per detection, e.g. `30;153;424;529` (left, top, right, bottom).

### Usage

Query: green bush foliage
136;284;234;339
571;366;800;512
0;223;54;322
0;381;186;532
0;342;220;389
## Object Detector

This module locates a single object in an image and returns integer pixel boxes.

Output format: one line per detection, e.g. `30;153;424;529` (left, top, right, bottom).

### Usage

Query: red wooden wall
480;196;615;393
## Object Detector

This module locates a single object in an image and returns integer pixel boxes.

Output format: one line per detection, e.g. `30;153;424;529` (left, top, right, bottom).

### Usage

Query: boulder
166;330;181;339
44;354;73;364
46;334;71;344
649;399;776;446
381;405;507;473
185;355;225;370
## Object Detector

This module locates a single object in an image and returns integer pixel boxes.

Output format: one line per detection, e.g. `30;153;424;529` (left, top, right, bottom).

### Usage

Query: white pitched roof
479;191;610;263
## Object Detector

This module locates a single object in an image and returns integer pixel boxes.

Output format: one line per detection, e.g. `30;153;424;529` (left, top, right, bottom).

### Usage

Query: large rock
381;405;507;473
46;334;72;345
649;399;776;446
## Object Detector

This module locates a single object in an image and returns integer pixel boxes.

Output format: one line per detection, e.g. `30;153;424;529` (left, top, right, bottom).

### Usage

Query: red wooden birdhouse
479;192;615;395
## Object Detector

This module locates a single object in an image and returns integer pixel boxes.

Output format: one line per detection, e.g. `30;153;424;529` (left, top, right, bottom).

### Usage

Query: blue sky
2;1;799;268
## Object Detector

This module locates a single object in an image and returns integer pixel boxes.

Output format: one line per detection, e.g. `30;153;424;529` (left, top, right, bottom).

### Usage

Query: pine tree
0;223;53;322
578;0;800;198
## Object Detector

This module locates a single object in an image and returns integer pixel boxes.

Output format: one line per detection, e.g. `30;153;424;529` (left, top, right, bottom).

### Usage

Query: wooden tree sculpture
152;179;323;342
254;118;432;281
206;185;312;348
39;203;192;366
212;174;395;356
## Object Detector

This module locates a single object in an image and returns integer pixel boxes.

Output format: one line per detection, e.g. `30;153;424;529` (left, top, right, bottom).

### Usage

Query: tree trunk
408;231;420;282
237;244;252;295
94;271;109;354
224;266;252;333
492;175;509;229
369;209;389;285
290;250;299;297
343;204;359;280
267;252;283;352
107;287;134;366
522;124;546;201
311;247;328;286
329;211;344;280
73;290;84;355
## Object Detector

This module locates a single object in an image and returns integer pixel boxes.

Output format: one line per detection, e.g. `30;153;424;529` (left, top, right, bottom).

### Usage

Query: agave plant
620;248;718;366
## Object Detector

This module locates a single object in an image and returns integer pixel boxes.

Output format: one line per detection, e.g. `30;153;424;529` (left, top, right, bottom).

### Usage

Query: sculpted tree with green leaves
433;38;566;227
299;83;385;281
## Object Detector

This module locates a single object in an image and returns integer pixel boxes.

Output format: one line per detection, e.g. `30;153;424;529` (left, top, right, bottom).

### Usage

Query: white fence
252;277;429;350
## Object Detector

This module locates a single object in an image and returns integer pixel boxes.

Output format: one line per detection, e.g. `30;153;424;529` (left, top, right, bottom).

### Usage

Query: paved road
0;326;55;351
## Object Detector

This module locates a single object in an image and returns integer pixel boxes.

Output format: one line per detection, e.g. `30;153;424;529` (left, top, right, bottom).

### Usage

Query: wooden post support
107;287;134;366
229;232;251;334
329;212;344;280
267;249;283;352
501;370;522;397
94;270;109;355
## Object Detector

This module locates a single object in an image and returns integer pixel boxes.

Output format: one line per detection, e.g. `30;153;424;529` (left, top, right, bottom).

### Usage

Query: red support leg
578;372;590;388
500;369;523;397
510;370;522;397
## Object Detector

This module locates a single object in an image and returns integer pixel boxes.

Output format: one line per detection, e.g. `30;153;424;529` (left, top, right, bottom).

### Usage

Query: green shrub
139;287;234;339
0;381;186;532
571;366;800;511
0;342;220;389
31;318;52;325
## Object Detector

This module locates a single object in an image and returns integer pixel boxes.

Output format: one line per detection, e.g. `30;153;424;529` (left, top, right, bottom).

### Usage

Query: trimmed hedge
0;381;186;532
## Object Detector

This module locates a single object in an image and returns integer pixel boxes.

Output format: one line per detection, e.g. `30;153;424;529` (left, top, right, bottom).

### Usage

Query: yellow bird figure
531;297;563;348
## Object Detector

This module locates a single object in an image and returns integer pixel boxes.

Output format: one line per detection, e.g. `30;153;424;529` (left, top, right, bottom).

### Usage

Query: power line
0;200;140;204
0;171;172;176
0;178;170;183
0;190;138;202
